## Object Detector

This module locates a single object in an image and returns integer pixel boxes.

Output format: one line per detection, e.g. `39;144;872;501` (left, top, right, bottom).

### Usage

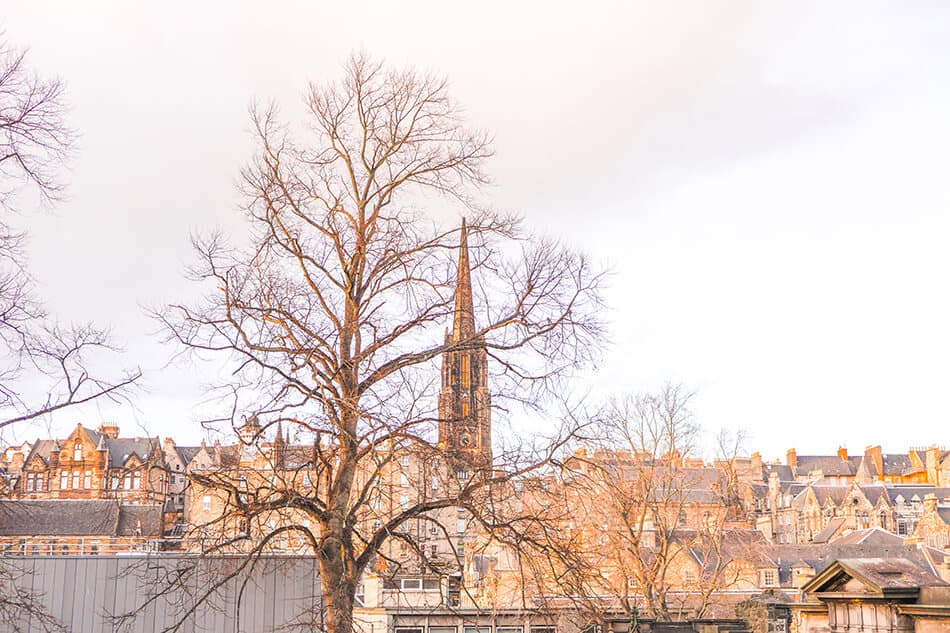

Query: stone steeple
452;217;476;341
438;219;492;467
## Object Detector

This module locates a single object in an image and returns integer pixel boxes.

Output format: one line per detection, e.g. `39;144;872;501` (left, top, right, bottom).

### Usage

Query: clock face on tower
459;433;472;448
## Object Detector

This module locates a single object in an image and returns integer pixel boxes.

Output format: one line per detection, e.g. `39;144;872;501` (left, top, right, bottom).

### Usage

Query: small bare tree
156;53;603;633
0;39;140;430
543;385;756;623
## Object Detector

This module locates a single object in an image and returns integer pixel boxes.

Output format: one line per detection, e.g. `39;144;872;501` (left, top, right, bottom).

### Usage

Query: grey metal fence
0;555;321;633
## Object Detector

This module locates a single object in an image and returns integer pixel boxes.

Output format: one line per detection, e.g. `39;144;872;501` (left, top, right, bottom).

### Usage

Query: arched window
73;443;82;461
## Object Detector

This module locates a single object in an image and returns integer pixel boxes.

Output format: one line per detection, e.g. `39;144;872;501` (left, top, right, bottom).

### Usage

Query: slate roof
175;446;202;466
794;455;856;477
0;500;120;536
830;527;902;547
105;438;158;468
763;464;794;481
771;541;944;586
811;486;848;506
886;486;950;505
812;517;847;544
116;505;163;536
832;557;948;590
23;439;59;467
937;507;950;524
0;500;163;537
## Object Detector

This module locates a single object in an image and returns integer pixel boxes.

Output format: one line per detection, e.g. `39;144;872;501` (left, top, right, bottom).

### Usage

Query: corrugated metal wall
0;555;321;633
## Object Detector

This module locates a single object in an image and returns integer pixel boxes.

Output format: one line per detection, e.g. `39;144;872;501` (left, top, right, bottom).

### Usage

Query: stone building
11;424;169;506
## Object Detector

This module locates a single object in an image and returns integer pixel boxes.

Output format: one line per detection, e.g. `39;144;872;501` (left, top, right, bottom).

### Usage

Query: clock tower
438;219;492;467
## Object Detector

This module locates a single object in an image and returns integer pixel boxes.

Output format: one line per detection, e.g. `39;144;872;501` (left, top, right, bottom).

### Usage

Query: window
372;520;381;532
430;627;456;633
124;472;131;489
497;628;523;633
73;443;82;461
530;628;557;633
202;495;211;511
456;518;467;533
133;471;141;490
400;473;409;488
897;519;909;536
763;570;776;586
456;540;465;558
35;473;43;491
456;468;468;481
430;544;438;558
514;480;523;492
111;472;119;490
72;470;80;489
431;476;439;491
401;578;421;590
61;471;68;489
464;627;490;633
401;455;410;467
84;470;92;489
400;495;409;508
683;570;696;584
25;474;34;492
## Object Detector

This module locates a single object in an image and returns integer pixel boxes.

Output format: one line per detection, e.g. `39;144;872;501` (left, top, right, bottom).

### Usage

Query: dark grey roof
830;527;903;547
80;426;102;447
175;446;202;465
0;500;119;536
881;454;918;476
886;486;950;504
23;439;58;467
833;557;947;589
937;507;950;524
795;455;855;477
763;464;794;481
105;438;158;468
812;517;847;544
812;486;848;505
116;505;163;537
771;542;944;587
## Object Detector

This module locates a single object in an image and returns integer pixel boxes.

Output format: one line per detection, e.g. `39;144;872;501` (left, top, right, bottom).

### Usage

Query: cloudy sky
4;1;950;459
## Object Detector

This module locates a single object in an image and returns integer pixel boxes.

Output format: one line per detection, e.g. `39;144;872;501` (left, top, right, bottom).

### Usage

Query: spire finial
452;218;475;340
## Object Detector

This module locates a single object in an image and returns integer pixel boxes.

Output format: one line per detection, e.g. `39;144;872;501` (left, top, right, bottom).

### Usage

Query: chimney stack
97;424;120;439
786;448;797;470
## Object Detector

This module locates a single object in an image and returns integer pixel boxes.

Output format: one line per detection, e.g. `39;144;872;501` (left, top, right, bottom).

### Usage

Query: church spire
451;218;476;341
438;218;492;467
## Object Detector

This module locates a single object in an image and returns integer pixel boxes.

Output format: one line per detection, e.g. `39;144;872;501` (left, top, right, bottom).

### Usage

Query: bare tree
542;385;758;624
156;53;604;633
0;39;140;430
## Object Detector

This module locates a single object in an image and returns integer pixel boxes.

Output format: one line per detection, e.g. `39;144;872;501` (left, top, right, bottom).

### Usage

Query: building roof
0;500;163;537
812;517;847;544
829;527;903;547
116;505;163;536
806;557;948;594
771;541;944;587
794;455;856;477
105;437;159;468
763;464;794;481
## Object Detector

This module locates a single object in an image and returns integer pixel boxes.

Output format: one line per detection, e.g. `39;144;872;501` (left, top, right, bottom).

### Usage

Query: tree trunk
320;551;356;633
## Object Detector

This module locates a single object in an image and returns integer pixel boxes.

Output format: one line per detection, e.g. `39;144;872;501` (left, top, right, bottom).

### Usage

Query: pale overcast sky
4;1;949;459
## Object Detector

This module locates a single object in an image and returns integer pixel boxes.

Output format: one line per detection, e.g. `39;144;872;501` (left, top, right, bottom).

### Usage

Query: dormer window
74;443;82;461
